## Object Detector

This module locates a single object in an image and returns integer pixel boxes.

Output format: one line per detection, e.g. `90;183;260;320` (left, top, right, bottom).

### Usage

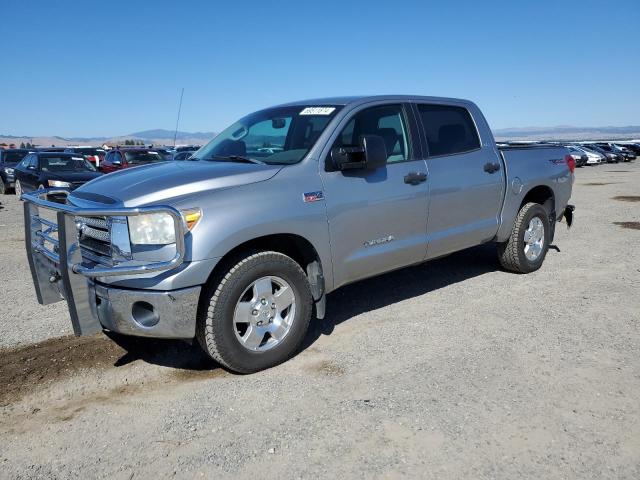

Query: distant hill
0;129;217;148
128;129;216;141
493;125;640;141
3;125;639;148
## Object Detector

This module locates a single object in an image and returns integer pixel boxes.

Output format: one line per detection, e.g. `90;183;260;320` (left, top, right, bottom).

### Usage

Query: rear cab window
416;104;481;157
124;151;164;164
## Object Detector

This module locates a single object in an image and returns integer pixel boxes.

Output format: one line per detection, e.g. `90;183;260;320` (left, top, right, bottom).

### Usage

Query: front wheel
497;202;550;273
0;181;5;195
197;251;313;373
15;180;23;197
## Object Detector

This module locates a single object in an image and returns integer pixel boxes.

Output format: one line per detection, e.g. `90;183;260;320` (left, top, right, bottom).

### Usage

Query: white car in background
572;145;603;165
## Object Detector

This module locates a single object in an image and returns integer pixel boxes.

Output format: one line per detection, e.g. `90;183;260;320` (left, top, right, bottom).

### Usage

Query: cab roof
275;95;472;108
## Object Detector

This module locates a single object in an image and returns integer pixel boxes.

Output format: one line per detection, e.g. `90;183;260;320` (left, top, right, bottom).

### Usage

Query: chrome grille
76;216;113;267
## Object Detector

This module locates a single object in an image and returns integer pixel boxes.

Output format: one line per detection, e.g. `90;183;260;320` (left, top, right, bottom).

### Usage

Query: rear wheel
197;251;313;373
497;202;550;273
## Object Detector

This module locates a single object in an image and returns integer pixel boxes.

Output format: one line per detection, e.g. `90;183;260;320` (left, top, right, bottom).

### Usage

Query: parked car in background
172;150;196;160
153;148;175;161
620;143;640;155
586;144;621;163
569;145;602;165
566;146;588;167
14;152;102;199
64;146;106;167
175;145;201;152
0;148;32;194
578;145;607;164
99;148;167;173
612;144;636;161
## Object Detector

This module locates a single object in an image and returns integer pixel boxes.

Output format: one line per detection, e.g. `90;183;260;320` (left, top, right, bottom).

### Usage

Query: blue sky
1;0;638;137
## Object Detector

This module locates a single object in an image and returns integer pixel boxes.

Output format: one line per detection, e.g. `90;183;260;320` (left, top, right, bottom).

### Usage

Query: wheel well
521;185;555;215
203;234;324;299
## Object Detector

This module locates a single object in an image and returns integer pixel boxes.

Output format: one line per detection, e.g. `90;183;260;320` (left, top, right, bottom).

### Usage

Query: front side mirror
330;134;387;171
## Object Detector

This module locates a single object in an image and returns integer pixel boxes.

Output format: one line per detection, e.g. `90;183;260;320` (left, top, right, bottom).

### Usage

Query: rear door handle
483;162;501;174
404;172;428;185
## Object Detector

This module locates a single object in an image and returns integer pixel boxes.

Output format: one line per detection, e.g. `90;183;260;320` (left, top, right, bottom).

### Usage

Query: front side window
192;105;342;165
18;154;32;168
332;104;410;164
417;104;481;157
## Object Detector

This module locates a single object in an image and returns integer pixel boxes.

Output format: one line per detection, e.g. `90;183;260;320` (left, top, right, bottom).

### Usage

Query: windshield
192;105;342;165
2;151;29;166
124;151;165;164
40;156;97;172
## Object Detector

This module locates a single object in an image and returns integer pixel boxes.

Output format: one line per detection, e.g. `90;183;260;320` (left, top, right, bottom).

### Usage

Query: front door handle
484;162;501;174
404;172;428;185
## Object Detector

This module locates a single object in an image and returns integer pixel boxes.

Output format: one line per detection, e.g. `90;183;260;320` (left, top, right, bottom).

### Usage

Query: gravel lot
1;162;639;479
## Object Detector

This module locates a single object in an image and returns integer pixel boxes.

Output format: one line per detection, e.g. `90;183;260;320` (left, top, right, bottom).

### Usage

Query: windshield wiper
208;155;265;165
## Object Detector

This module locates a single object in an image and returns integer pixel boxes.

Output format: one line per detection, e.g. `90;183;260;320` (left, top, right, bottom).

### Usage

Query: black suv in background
0;148;32;194
593;143;635;162
13;151;102;198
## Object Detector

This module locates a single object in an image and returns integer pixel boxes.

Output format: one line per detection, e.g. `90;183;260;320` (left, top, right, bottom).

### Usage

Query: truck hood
71;160;282;207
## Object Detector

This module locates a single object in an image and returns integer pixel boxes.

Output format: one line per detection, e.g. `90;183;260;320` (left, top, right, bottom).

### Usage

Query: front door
23;154;39;190
320;103;429;288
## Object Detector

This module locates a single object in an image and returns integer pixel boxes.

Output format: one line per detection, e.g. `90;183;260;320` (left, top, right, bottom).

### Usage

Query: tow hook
563;204;575;228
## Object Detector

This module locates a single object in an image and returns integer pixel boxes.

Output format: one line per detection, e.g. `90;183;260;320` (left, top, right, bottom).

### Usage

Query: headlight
48;180;71;188
4;167;14;175
127;208;202;245
128;213;176;245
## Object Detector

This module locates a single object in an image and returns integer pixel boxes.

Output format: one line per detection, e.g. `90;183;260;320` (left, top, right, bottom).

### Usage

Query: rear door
414;103;504;259
319;103;429;288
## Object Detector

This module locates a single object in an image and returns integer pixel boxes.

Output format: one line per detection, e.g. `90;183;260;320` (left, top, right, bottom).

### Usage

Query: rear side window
417;104;480;157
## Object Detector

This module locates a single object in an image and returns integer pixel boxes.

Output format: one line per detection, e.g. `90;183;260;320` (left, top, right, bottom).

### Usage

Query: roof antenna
173;87;184;148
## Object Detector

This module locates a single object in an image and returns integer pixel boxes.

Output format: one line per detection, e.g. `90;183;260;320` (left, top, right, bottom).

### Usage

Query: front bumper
94;283;200;338
22;188;196;338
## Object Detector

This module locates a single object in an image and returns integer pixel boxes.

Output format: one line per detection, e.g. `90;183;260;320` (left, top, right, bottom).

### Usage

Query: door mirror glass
330;134;387;170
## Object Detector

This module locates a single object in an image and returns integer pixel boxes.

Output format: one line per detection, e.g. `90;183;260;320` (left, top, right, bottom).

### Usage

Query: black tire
497;202;550;273
197;251;313;373
0;181;5;195
15;180;23;197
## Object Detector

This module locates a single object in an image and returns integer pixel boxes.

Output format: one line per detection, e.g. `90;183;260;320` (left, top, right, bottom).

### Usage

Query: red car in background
99;148;166;173
64;147;106;167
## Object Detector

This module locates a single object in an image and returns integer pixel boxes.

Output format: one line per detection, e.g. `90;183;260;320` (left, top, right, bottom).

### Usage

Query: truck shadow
108;242;547;373
302;243;500;349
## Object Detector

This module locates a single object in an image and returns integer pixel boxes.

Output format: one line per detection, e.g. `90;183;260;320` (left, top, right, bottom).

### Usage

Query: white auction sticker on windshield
299;107;336;116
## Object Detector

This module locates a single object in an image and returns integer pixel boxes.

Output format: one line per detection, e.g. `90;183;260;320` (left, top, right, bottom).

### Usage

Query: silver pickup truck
22;95;575;373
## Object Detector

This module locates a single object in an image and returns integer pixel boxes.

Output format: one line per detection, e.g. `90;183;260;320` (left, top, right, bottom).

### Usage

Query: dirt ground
0;162;639;479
